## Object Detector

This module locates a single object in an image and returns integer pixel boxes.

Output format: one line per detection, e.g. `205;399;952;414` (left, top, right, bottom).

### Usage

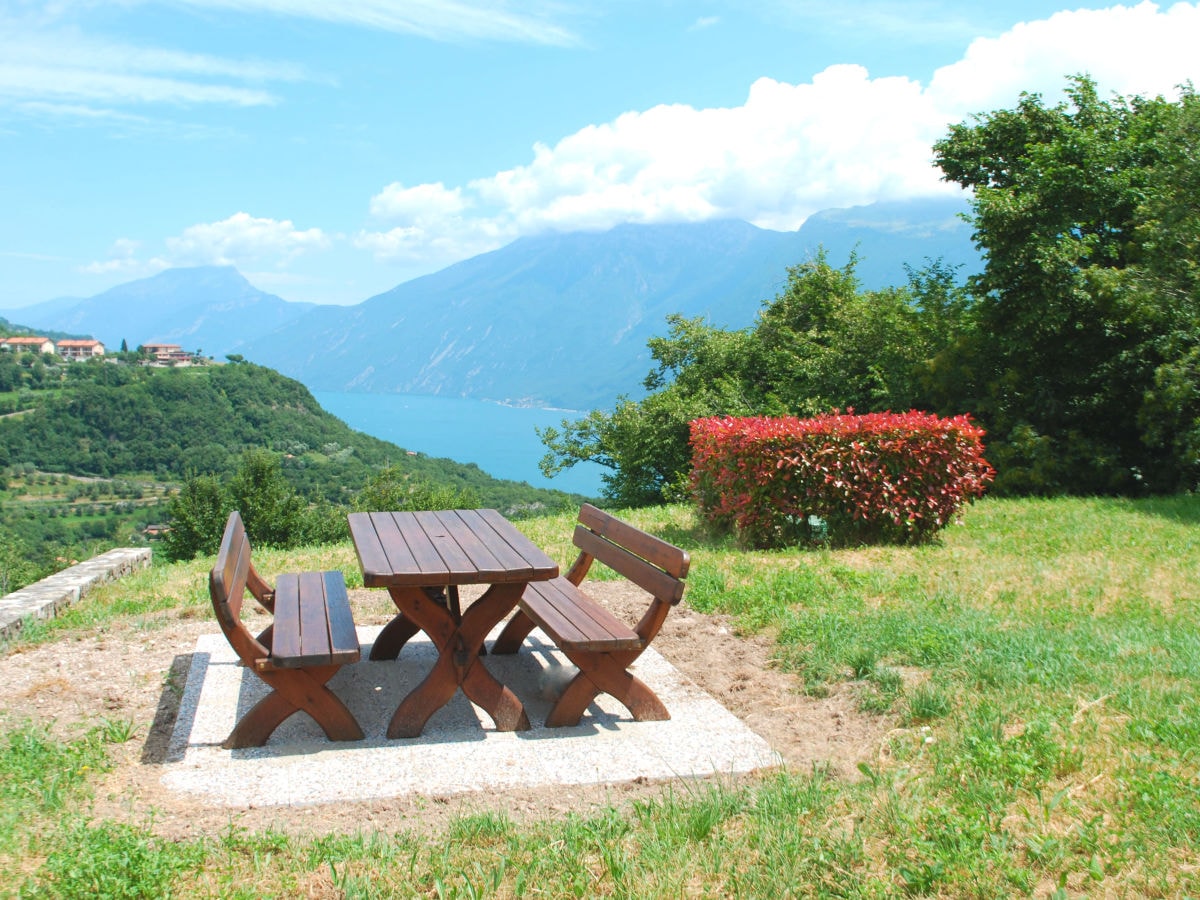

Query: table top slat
440;509;527;581
347;512;400;587
349;509;557;588
394;511;453;581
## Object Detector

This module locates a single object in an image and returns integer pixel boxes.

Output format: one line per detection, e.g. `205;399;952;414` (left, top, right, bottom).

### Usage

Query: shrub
690;411;994;548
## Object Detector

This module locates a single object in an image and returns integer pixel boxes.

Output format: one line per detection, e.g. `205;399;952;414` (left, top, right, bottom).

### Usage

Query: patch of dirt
0;584;894;839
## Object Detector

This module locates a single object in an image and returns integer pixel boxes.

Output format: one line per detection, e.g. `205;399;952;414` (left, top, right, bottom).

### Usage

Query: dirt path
0;583;893;838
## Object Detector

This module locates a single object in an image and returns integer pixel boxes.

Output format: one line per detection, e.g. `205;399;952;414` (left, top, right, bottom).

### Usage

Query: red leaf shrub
690;411;994;548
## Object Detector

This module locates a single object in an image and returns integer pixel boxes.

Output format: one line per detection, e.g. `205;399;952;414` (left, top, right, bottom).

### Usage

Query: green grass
2;494;1198;897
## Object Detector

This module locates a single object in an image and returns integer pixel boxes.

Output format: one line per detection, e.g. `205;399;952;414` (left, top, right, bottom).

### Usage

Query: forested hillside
0;353;582;589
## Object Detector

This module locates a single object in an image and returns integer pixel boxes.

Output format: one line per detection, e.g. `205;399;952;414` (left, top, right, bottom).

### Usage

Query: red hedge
690;411;994;547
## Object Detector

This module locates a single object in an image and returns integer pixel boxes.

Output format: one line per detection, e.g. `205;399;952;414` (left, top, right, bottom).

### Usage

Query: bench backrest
572;499;688;588
210;511;273;665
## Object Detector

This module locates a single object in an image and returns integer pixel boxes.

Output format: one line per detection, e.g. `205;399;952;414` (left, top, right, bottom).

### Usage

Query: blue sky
2;1;1199;309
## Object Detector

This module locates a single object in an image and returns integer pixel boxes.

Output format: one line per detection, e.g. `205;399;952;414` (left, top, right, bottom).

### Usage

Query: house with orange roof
0;336;56;355
56;339;106;361
141;343;195;365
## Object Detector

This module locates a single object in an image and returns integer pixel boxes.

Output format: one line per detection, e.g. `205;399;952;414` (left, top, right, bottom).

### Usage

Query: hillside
0;358;579;510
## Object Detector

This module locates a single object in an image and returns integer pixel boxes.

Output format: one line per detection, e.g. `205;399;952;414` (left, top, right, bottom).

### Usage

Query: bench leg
546;650;669;727
224;665;364;749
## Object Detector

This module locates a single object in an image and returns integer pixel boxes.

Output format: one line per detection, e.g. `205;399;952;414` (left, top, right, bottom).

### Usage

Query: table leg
385;582;529;738
371;587;457;660
457;583;529;731
370;613;420;660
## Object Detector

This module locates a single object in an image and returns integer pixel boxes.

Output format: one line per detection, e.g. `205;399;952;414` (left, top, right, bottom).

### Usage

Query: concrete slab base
162;626;780;807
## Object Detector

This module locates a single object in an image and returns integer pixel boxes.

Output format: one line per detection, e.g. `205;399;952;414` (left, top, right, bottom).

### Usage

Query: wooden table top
348;509;559;589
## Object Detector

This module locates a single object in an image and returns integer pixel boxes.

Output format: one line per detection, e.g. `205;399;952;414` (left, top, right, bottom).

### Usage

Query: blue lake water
314;391;604;497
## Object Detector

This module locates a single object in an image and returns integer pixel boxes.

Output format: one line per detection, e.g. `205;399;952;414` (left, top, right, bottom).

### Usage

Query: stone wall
0;548;152;640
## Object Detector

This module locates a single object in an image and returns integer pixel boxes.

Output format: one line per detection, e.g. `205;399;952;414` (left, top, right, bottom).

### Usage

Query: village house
141;343;194;365
0;336;56;355
56;339;106;361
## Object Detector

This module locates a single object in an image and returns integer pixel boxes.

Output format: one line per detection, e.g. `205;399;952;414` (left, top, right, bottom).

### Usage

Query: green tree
933;75;1190;493
353;465;479;512
539;254;959;505
227;449;306;548
1133;90;1200;490
755;251;942;416
161;475;228;562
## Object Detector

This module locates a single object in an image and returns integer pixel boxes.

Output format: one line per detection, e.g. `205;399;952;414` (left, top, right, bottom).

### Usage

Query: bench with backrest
492;504;690;727
209;510;364;749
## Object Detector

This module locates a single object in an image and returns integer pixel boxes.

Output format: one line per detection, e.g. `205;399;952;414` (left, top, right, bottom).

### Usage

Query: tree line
540;77;1200;504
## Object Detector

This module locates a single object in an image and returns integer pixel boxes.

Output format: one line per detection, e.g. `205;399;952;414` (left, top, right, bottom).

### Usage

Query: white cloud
359;2;1200;271
927;1;1200;114
80;238;170;277
165;213;331;266
0;18;303;112
369;182;468;220
171;0;577;45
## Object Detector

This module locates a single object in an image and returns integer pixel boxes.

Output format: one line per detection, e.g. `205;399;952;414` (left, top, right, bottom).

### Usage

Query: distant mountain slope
14;266;315;356
244;198;979;409
15;198;980;410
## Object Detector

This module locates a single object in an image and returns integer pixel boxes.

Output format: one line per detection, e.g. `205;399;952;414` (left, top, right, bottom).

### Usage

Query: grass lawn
2;494;1198;897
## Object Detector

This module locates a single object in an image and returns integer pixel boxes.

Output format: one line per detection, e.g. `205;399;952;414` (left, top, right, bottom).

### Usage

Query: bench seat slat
520;577;641;652
271;571;359;669
321;571;360;660
271;574;303;662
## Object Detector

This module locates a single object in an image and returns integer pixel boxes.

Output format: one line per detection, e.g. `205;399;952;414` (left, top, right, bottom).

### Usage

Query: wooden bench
209;510;364;749
492;504;690;727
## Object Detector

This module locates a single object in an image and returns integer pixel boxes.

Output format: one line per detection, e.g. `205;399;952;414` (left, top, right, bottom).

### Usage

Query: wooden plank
440;509;518;580
322;571;360;662
521;579;641;652
579;503;690;578
520;581;592;646
298;570;334;664
393;511;453;583
477;508;559;580
272;571;360;668
574;526;686;604
271;574;303;663
347;512;396;587
413;509;477;581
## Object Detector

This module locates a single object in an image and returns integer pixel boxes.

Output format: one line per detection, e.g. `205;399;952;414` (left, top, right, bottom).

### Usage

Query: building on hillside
56;339;106;361
140;343;194;365
1;336;56;355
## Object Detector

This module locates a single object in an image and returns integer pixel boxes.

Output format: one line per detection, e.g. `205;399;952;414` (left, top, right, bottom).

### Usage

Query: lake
314;391;605;497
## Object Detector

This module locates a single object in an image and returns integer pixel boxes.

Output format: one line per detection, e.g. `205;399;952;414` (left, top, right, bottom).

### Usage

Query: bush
690;411;994;548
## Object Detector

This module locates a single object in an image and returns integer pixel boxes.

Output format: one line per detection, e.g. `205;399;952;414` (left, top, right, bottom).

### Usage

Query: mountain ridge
15;198;980;409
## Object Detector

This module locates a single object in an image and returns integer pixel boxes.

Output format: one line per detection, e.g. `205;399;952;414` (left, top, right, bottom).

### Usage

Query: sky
2;1;1200;310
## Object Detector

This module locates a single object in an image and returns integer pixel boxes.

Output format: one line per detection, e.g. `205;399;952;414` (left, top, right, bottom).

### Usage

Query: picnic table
347;508;559;738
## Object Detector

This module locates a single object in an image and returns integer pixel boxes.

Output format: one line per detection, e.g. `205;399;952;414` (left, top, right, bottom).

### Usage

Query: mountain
13;266;315;356
242;197;979;409
16;198;980;410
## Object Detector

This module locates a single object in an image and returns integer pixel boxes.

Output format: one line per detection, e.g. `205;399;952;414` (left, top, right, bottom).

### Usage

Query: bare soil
0;583;894;839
